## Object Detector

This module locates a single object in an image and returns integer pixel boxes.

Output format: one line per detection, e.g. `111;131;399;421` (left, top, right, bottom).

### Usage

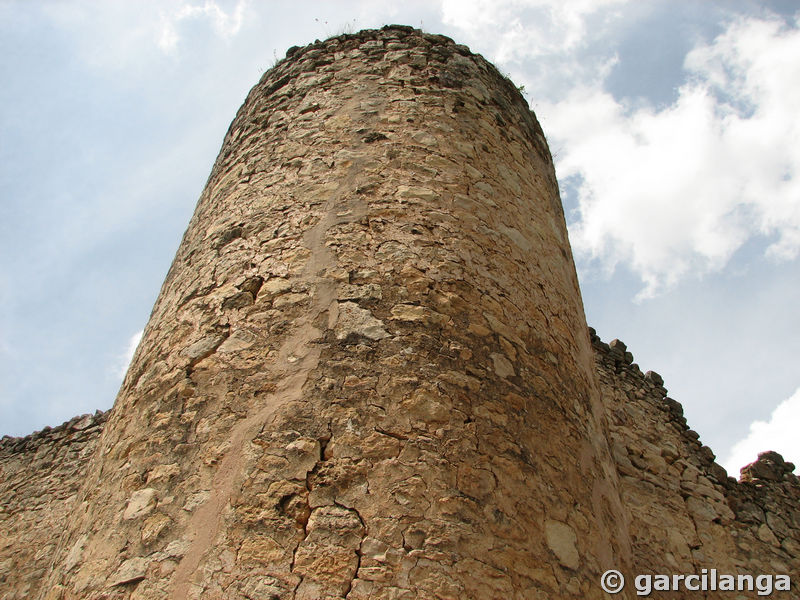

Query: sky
1;0;798;478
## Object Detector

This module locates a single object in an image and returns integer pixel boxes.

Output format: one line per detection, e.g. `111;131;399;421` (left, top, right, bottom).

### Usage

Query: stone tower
31;26;633;599
2;24;798;600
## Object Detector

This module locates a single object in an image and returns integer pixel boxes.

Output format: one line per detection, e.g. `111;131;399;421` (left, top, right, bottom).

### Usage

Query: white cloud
158;0;249;53
541;14;800;297
685;15;800;261
723;387;800;477
42;2;165;71
116;329;143;378
41;1;250;70
439;0;632;121
441;0;629;62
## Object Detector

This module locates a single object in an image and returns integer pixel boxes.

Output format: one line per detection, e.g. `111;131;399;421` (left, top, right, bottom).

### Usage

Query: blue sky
1;0;798;477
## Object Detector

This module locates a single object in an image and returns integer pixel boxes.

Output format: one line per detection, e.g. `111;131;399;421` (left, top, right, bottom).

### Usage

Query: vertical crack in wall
170;369;311;600
289;431;330;596
344;505;367;599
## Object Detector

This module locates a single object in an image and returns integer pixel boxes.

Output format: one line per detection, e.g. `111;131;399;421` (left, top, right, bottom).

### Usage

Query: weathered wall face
2;334;799;597
24;26;632;600
0;412;106;599
592;331;799;595
1;25;797;600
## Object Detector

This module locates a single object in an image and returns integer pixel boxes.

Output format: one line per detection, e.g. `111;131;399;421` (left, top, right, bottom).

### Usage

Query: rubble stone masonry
0;26;796;599
591;331;799;594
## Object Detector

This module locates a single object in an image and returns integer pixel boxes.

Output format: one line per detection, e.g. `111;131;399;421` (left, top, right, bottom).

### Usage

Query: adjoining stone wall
0;412;107;600
591;329;799;594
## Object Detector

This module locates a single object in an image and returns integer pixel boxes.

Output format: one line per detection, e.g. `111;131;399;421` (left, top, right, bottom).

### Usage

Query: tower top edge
280;25;470;67
259;24;530;115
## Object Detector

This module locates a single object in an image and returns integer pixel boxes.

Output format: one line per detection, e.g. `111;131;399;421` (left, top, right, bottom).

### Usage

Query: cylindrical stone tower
41;26;632;600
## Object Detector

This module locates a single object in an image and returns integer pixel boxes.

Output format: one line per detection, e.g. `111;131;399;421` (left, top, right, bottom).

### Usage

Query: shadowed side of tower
39;26;632;599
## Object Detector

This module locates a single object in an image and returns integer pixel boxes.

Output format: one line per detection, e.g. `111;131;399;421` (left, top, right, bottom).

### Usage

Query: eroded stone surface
4;332;800;597
334;301;390;341
123;488;157;520
1;24;797;600
545;520;580;570
591;328;800;594
0;412;107;599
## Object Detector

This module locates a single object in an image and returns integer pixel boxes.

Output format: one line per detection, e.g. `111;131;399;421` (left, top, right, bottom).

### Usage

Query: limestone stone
180;334;225;364
123;488;158;520
64;534;89;572
545;520;580;570
109;557;149;587
489;352;515;378
757;523;781;546
261;277;292;296
339;283;382;302
395;185;437;201
141;513;172;545
146;463;180;484
334;301;390;341
217;328;256;353
389;303;451;326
